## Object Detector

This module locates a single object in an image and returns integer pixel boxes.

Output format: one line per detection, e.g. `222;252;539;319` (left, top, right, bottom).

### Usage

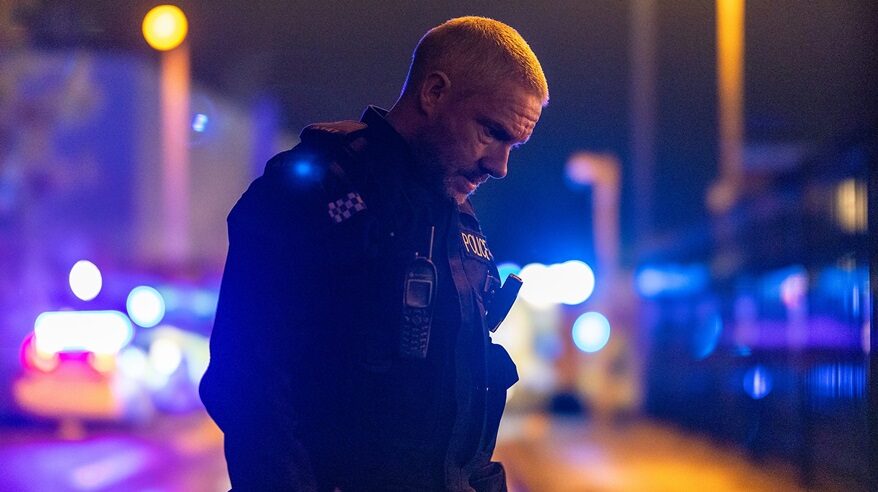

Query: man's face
418;82;543;204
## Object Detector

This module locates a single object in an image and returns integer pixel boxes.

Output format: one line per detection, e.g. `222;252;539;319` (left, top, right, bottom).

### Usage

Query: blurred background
0;1;875;491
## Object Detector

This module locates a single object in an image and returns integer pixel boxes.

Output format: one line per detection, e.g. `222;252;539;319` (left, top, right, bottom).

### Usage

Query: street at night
0;1;873;490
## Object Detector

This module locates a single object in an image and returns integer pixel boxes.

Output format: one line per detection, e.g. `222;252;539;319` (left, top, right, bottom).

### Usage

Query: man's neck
384;99;420;145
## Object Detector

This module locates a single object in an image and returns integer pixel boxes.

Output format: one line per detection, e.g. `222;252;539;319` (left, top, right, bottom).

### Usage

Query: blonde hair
403;16;549;105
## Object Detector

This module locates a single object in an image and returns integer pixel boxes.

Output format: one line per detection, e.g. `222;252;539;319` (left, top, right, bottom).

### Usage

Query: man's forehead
484;90;542;141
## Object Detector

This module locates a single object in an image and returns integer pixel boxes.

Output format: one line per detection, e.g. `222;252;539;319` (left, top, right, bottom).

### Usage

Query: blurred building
0;49;294;420
638;129;873;490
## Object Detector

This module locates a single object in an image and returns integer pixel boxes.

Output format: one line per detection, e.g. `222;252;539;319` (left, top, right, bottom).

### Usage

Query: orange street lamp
142;5;188;51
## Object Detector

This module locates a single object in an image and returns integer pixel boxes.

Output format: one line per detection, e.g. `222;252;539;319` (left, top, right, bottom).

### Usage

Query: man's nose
482;145;510;179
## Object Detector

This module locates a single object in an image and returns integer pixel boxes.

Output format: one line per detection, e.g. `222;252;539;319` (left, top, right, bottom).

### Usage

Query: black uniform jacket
200;107;519;492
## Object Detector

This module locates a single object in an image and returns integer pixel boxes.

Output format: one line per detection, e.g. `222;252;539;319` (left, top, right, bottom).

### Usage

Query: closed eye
479;119;513;143
490;127;513;142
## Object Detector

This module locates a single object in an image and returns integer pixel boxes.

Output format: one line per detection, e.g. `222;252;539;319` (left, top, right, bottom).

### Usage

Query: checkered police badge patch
327;192;366;223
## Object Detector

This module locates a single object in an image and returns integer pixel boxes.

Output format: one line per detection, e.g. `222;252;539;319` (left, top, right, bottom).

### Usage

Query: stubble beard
443;175;469;205
412;133;466;204
434;154;471;205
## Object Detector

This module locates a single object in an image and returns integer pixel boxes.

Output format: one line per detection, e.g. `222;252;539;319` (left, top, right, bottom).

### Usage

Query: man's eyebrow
478;118;518;143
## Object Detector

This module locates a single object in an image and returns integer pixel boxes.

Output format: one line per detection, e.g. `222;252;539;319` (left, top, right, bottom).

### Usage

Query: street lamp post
709;0;745;213
143;5;190;264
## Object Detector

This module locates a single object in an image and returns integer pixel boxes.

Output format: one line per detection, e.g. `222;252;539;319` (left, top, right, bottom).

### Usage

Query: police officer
200;16;548;491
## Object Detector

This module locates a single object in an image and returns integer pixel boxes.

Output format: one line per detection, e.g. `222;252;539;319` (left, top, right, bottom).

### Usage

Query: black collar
359;105;478;220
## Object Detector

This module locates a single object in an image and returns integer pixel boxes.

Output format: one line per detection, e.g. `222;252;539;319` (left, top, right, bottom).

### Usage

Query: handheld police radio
399;227;437;359
485;273;523;333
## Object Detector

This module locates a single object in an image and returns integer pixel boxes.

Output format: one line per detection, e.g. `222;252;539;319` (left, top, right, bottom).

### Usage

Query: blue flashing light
572;312;611;353
191;113;208;133
743;365;772;399
734;345;752;357
815;266;869;318
294;161;315;178
810;363;866;400
287;159;324;186
635;268;663;297
126;286;166;328
691;313;723;360
817;266;866;294
635;264;708;299
496;262;521;283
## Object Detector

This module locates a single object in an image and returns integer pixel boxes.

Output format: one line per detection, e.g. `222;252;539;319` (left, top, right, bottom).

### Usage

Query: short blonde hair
403;16;549;105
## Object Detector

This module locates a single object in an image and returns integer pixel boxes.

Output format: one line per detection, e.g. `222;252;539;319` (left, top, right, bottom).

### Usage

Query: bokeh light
635;264;709;299
572;312;611;353
149;337;182;376
127;286;166;328
834;178;867;233
189;92;218;146
34;311;134;355
191;113;208;133
87;353;116;374
520;261;596;307
20;333;60;373
743;365;773;399
142;5;188;51
780;271;808;310
519;263;553;307
496;262;522;283
534;331;563;360
185;335;211;386
294;161;315;178
691;313;723;360
190;289;219;318
117;346;149;380
809;362;866;401
287;159;324;185
69;260;102;301
555;260;595;305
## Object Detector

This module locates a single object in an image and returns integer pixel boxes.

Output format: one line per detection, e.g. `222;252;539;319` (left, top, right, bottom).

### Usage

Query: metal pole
160;43;191;262
629;0;657;242
711;0;745;212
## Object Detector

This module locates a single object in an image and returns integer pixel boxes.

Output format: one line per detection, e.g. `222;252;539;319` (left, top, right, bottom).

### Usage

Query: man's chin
443;180;472;205
441;188;467;205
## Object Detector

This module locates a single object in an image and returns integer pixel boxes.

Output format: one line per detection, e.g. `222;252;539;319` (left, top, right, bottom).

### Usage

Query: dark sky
18;0;878;266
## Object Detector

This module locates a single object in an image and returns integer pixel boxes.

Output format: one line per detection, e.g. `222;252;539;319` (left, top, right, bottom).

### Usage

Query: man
200;16;548;491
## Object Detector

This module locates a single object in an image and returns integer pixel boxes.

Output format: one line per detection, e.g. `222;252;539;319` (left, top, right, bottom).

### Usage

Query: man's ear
418;71;452;117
